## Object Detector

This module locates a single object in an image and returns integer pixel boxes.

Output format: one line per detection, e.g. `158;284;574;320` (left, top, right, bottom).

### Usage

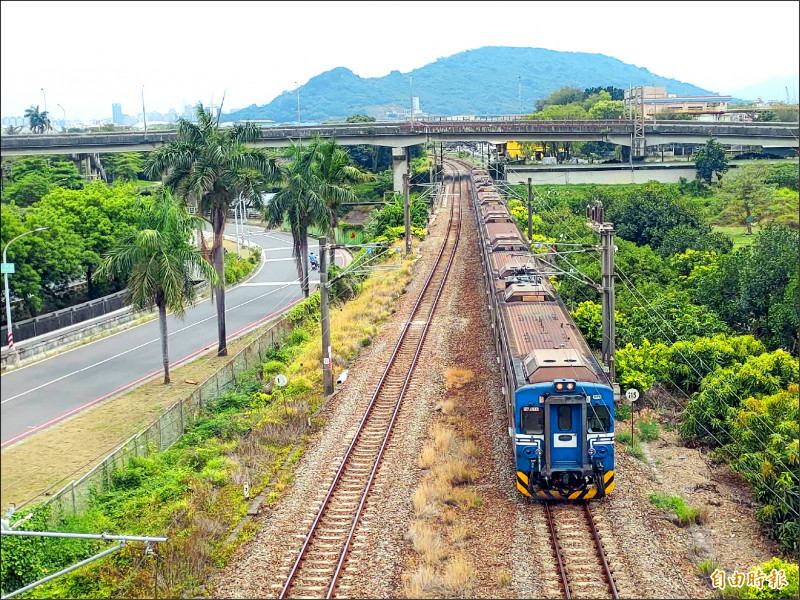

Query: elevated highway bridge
3;118;797;190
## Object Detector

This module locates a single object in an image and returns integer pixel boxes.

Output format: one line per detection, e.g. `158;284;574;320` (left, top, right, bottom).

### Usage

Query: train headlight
555;382;564;391
566;382;575;391
535;447;543;457
588;447;595;457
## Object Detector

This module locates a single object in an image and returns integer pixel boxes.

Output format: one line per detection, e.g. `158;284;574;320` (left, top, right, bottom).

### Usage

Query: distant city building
112;103;123;125
624;86;732;118
183;105;194;119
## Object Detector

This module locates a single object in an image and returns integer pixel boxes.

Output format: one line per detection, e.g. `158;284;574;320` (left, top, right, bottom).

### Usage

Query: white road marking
1;282;300;404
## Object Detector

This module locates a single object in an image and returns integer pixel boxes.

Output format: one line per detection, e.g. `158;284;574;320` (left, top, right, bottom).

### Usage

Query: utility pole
586;201;616;383
403;171;411;255
518;76;522;113
526;177;533;240
141;85;147;135
295;82;301;125
319;237;333;396
409;76;414;123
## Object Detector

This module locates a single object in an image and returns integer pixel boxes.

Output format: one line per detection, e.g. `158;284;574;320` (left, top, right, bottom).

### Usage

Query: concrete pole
235;202;241;257
319;237;333;396
3;228;47;362
403;172;411;255
600;223;616;383
527;177;533;240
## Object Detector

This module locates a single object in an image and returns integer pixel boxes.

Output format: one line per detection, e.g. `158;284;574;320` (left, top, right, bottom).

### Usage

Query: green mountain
224;46;718;123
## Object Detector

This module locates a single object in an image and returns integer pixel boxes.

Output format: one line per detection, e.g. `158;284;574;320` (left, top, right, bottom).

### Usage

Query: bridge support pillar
392;147;408;193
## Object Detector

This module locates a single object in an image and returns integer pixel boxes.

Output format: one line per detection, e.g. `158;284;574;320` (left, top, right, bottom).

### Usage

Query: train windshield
521;407;544;434
587;404;611;433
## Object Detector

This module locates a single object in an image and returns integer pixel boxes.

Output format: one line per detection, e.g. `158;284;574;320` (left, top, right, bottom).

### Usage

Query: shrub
637;415;661;442
223;252;253;285
649;493;707;526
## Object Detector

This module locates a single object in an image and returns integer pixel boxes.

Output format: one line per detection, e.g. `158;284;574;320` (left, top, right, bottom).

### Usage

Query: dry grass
442;556;474;595
444;487;483;510
406;521;446;564
497;569;512;587
435;399;456;415
460;439;479;458
413;482;440;519
433;459;478;486
450;522;473;546
1;324;271;511
443;368;474;390
432;424;455;453
418;445;437;469
402;564;438;599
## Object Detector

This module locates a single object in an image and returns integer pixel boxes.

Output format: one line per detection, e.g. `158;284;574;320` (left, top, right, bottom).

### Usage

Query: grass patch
442;556;474;596
1;249;417;598
637;414;661;442
650;493;709;526
697;558;720;577
443;368;474;390
616;430;646;460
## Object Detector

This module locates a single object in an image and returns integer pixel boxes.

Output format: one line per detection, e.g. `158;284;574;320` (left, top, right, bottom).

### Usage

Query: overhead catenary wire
517;181;800;518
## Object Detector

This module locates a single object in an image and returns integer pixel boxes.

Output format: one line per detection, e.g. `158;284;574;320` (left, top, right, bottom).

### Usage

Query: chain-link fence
38;314;295;522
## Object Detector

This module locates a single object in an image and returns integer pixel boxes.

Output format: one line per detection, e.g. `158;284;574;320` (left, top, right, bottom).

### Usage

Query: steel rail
326;168;465;597
544;502;572;599
278;162;464;599
544;500;619;600
584;501;619;599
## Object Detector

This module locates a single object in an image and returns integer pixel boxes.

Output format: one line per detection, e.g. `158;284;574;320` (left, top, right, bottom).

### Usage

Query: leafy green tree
716;163;776;234
3;171;51;207
607;182;708;249
345;114;376;123
103;153;146;183
264;142;328;298
302;136;371;266
583;86;625;101
27;182;141;298
1;156;83;206
526;103;588;120
24;105;52;133
145;104;281;355
693;137;729;184
588;99;624;119
533;86;583;111
764;162;799;191
658;224;733;257
741;225;800;347
725;385;799;557
97;190;218;383
1;202;84;318
679;349;798;445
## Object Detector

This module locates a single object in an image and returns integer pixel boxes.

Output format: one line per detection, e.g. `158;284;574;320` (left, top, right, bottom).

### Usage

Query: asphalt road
0;225;343;446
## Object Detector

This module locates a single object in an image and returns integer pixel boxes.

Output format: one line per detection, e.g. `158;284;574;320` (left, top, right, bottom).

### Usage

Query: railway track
545;501;619;599
276;162;466;599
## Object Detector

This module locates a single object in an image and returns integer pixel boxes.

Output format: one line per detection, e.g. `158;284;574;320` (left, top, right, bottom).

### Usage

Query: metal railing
1;290;128;346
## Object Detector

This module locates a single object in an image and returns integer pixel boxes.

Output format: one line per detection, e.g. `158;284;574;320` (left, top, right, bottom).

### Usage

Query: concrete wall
506;163;712;186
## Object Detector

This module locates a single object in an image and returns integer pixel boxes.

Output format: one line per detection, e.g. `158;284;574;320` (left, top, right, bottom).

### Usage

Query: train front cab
514;379;615;500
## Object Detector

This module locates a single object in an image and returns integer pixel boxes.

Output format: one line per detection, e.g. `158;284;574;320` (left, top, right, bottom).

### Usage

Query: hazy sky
2;0;798;121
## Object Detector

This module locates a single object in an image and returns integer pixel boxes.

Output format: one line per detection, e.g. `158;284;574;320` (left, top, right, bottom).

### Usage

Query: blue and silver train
471;168;616;500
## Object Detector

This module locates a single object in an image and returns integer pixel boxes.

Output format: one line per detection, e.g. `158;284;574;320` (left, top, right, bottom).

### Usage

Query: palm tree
145;103;280;356
305;136;371;266
24;105;52;133
264;142;328;298
97;190;218;384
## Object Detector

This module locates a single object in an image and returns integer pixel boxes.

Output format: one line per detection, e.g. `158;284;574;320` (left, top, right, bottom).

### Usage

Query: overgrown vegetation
403;370;481;599
0;246;416;598
649;492;709;526
509;166;798;558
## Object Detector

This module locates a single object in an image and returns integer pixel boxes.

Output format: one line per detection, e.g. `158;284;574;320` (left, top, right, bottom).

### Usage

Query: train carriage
471;167;615;500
